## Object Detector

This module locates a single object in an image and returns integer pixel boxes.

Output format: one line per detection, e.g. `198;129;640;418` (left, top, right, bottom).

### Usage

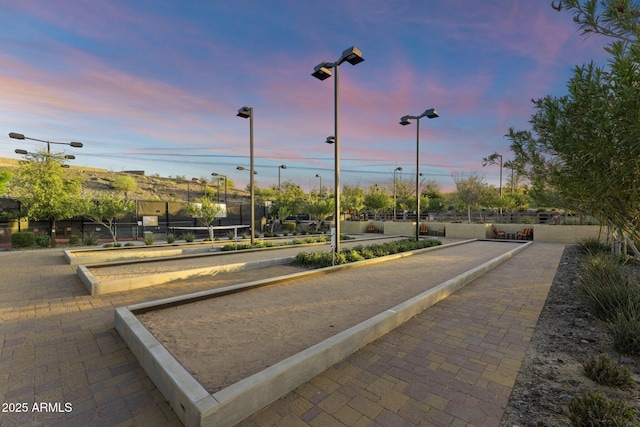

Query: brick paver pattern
0;241;564;426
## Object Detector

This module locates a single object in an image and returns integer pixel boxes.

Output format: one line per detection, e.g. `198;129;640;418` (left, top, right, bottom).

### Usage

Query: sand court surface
136;240;522;394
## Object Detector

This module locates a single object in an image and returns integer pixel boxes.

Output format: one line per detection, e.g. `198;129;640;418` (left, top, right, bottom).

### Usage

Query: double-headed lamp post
236;106;255;245
399;109;439;241
312;46;364;257
393;167;402;220
10;132;83;154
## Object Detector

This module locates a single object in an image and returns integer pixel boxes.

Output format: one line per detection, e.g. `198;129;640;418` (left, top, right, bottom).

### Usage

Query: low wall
532;224;604;244
342;220;605;244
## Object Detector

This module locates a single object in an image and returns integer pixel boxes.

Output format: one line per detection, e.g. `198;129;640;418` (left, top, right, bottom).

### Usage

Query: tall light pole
237;106;255;245
315;174;322;197
393;167;402;220
10;132;83;154
312;46;364;258
278;164;287;193
399;108;439;241
482;152;503;196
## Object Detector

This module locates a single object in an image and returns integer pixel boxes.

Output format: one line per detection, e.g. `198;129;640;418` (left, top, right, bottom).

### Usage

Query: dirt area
136;240;521;394
500;245;640;426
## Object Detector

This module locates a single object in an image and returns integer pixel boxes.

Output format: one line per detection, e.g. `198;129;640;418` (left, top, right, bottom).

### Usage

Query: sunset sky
0;1;611;192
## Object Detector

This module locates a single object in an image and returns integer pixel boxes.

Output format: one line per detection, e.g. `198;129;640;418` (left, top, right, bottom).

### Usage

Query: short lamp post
277;164;287;193
236;165;257;244
393;167;402;220
399;109;439;241
211;173;227;204
312;46;364;258
237;106;256;245
315;174;322;197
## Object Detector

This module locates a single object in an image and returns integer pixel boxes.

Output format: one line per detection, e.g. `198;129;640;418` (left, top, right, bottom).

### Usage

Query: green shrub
124;242;136;247
35;234;51;248
579;253;640;322
103;243;114;248
68;234;80;245
11;231;35;248
568;390;637;426
282;222;296;233
609;308;640;355
578;237;609;255
166;232;176;244
114;242;122;247
83;233;98;246
582;354;633;387
143;233;154;245
226;231;236;240
184;232;195;243
292;238;442;269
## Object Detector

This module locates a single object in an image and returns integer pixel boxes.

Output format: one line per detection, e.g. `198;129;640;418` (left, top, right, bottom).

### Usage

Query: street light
211;173;227;204
482;152;503;197
315;174;322;197
312;46;364;258
277;164;287;193
236;106;256;245
399;108;439;241
9;132;83;154
393;167;403;220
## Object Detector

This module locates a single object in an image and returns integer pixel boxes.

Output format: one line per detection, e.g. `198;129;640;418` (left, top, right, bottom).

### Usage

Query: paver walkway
0;241;564;426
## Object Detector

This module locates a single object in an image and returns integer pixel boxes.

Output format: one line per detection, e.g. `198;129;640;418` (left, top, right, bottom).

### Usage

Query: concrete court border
115;239;531;427
77;235;432;295
78;256;295;295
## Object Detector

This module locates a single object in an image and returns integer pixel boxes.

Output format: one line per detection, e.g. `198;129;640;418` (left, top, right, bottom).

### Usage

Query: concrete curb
115;240;530;427
79;257;295;295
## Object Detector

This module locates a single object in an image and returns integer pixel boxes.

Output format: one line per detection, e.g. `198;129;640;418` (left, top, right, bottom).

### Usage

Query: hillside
0;159;247;203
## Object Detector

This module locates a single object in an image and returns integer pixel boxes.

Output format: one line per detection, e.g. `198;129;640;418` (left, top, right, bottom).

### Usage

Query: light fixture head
423;108;439;119
64;155;76;160
236;166;245;171
325;136;336;144
236;106;252;118
339;46;364;66
311;62;333;80
9;132;25;140
395;167;403;171
399;115;412;126
70;141;83;148
315;174;321;178
14;149;28;155
280;164;287;169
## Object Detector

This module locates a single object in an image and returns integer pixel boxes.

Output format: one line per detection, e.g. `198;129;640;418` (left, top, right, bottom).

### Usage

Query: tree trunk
50;219;57;248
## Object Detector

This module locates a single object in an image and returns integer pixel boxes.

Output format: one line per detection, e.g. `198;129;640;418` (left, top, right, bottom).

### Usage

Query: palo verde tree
452;171;490;223
363;187;392;220
83;194;136;244
305;194;334;231
183;198;225;242
509;0;640;247
9;150;85;247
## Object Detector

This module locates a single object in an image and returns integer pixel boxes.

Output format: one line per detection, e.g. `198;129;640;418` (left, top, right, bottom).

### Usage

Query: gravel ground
500;245;640;427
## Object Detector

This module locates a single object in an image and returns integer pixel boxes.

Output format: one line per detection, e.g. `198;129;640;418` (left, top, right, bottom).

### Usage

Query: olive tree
509;0;640;249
